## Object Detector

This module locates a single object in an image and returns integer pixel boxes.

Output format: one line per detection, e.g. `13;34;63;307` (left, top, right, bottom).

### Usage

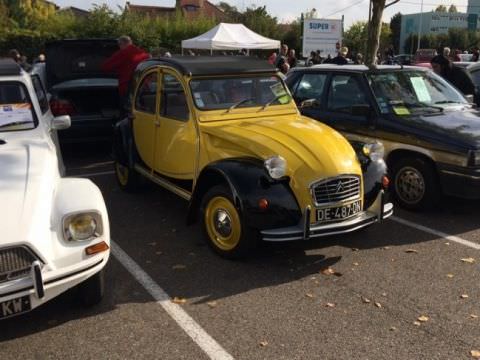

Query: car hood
199;114;361;209
0;139;58;248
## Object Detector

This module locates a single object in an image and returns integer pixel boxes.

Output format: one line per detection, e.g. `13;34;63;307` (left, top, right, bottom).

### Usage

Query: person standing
275;44;289;69
102;36;149;114
8;49;31;71
472;48;479;62
331;47;349;65
287;49;297;69
430;55;476;97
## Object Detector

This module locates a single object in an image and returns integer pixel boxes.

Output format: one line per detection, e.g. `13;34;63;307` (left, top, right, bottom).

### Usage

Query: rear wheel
391;157;440;210
78;270;105;307
201;185;257;259
115;161;142;192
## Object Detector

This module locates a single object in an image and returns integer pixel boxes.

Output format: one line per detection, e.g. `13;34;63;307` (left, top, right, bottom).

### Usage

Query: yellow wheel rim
115;162;129;186
205;196;241;251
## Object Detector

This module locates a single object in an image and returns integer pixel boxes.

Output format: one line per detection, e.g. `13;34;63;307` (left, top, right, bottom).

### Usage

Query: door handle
154;120;160;127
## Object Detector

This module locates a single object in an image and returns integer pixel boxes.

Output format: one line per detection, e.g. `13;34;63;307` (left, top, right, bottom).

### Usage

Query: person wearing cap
101;35;150;113
331;46;349;65
430;55;476;99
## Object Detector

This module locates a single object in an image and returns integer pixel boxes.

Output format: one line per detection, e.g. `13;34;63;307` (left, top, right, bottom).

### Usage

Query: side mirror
351;104;372;117
300;98;320;109
465;94;474;103
52;115;71;130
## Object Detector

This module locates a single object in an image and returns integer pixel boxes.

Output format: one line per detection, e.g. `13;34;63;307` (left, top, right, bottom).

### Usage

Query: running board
134;165;192;201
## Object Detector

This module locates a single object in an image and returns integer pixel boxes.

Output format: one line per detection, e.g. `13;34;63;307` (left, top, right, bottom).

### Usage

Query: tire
390;157;440;210
78;270;105;307
200;185;257;259
114;161;142;192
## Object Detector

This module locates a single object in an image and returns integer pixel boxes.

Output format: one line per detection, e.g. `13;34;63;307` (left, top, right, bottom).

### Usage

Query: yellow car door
132;69;159;169
153;70;196;181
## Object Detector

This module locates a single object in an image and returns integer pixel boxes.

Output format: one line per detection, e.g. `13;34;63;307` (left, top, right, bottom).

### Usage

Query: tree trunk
366;0;386;67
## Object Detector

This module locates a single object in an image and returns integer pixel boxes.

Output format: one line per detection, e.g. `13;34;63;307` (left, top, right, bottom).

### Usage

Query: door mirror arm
300;98;321;109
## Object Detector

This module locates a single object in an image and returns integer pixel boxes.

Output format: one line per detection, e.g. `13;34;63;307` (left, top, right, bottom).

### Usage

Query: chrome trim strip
440;170;480;181
135;165;192;201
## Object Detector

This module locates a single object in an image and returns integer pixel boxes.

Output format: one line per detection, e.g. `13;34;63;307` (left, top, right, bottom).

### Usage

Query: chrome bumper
261;190;393;242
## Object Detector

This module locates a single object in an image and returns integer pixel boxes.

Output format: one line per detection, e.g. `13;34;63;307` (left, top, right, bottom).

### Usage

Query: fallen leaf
353;262;359;266
445;242;450;246
389;326;397;331
470;350;480;358
351;248;359;252
470;314;478;319
405;249;419;254
259;341;268;347
381;292;387;297
172;264;187;270
417;315;429;322
383;246;390;250
172;297;187;304
188;252;196;256
362;297;371;304
413;321;421;326
207;301;217;308
305;293;314;298
310;276;317;280
155;251;163;255
447;274;454;278
321;268;335;275
325;302;336;308
461;294;469;299
374;302;382;308
461;257;476;264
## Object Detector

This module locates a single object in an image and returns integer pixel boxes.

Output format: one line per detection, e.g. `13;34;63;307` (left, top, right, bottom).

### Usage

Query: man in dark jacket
331;47;349;65
102;36;150;114
430;55;476;98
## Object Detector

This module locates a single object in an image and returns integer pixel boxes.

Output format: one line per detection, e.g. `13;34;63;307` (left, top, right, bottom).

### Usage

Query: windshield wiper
434;100;463;104
407;102;443;113
0;121;33;129
227;98;255;113
261;94;290;110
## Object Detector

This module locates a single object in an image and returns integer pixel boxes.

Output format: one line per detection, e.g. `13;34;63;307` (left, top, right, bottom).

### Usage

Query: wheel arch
386;149;438;174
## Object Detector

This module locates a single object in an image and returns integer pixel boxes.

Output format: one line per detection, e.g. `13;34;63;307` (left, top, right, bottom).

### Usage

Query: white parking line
72;171;115;178
111;240;234;360
391;216;480;250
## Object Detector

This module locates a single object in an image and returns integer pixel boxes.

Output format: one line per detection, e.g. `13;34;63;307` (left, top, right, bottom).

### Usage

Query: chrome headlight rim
362;142;385;162
63;211;104;242
264;155;287;180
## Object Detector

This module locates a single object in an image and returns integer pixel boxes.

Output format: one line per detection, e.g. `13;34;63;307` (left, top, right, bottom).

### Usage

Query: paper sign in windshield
270;82;290;104
410;77;431;103
0;104;34;127
393;106;410;115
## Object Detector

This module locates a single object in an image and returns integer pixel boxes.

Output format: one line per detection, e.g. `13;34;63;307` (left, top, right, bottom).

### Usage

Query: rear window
0;82;37;132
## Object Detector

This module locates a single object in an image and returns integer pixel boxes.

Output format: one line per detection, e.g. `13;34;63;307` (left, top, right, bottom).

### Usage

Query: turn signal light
382;176;390;189
258;198;269;211
85;241;110;256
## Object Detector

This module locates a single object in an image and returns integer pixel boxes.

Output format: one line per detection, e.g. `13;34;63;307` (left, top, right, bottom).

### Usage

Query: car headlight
469;150;480;166
362;142;385;162
264;155;287;179
63;212;103;241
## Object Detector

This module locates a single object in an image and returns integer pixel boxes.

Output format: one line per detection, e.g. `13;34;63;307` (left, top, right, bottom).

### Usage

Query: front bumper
261;190;393;242
438;164;480;199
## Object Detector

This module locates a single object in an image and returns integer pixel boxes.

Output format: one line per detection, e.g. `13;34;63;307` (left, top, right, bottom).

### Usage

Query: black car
43;39;120;143
286;64;480;210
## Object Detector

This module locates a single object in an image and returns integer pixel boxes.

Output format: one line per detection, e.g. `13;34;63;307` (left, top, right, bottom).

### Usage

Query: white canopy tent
181;23;280;54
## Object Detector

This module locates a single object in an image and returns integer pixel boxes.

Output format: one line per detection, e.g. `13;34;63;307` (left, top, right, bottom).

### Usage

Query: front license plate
0;295;31;319
316;200;362;223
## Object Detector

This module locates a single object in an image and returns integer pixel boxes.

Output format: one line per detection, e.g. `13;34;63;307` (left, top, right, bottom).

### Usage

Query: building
125;1;225;20
59;6;90;18
400;1;480;53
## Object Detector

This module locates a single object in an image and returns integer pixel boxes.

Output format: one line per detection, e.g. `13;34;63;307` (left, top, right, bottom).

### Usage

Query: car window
294;73;327;103
31;75;49;114
0;82;37;132
135;72;158;114
327;75;367;113
161;74;189;121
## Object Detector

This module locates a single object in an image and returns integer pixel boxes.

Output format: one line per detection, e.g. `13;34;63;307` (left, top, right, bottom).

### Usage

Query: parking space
1;147;480;360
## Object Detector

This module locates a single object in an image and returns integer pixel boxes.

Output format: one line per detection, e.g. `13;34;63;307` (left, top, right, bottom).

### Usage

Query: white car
0;59;110;319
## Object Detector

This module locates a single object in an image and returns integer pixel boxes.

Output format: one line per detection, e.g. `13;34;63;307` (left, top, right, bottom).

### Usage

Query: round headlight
264;155;287;179
68;214;97;241
362;142;385;162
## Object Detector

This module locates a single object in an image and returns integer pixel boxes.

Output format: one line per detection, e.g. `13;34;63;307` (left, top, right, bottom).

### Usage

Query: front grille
312;175;361;206
0;247;38;284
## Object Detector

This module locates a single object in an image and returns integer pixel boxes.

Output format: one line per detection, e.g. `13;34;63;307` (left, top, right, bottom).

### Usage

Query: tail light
50;99;76;116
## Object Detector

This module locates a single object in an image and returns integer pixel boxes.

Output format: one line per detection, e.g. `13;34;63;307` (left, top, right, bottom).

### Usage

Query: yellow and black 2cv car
113;56;393;258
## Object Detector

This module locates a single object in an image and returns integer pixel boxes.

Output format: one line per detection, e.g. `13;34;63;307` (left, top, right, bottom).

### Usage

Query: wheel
78;270;105;307
391;157;440;210
200;185;257;259
114;161;142;192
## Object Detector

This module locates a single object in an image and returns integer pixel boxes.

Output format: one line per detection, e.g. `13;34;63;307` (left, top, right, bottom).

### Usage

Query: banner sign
302;18;343;57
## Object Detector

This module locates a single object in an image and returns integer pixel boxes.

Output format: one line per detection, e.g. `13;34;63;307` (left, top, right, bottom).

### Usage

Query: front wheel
78;270;105;307
391;157;440;210
200;185;257;259
114;161;142;192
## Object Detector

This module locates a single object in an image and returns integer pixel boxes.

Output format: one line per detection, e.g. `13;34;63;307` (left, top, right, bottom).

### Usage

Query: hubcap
395;166;425;205
214;209;233;237
205;196;241;251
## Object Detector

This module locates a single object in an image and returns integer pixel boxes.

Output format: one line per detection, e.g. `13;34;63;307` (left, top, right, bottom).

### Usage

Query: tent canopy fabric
181;23;280;50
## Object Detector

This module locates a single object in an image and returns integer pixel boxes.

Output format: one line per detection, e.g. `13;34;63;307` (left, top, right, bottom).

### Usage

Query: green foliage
403;27;480;54
448;4;458;13
435;5;447;12
343;21;391;54
390;12;401;53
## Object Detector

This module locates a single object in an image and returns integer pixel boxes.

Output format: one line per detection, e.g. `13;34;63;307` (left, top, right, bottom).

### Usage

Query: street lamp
417;0;424;51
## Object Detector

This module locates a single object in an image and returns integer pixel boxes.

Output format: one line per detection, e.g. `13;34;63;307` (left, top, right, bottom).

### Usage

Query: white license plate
0;295;31;319
316;200;362;223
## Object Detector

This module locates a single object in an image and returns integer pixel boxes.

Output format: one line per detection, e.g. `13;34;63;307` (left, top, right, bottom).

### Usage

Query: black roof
138;56;277;77
0;59;21;76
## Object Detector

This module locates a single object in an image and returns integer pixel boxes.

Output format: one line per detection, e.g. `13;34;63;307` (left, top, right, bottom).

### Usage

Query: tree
448;4;458;12
366;0;387;65
389;12;401;53
304;8;318;19
343;21;368;54
435;5;447;12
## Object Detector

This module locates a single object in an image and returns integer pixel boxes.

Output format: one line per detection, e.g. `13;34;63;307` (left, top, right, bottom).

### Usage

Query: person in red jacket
102;35;150;114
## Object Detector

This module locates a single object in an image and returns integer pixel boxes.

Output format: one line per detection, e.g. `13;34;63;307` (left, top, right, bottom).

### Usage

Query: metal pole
417;0;424;51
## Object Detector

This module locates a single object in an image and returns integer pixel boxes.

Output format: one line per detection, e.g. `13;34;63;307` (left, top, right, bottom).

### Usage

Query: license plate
316;200;362;223
0;295;31;319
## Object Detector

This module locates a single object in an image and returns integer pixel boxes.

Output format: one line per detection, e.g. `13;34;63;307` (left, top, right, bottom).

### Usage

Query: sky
54;0;472;27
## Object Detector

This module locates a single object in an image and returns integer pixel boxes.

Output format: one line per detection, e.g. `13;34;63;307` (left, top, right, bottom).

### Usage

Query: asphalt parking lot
1;145;480;360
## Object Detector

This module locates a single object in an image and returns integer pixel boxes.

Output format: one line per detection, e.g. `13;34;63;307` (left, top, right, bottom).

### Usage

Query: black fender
362;158;388;209
187;158;302;230
112;116;139;168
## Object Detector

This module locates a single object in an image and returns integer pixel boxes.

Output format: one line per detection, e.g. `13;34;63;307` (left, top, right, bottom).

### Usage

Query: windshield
189;75;291;110
0;82;37;132
368;70;467;115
